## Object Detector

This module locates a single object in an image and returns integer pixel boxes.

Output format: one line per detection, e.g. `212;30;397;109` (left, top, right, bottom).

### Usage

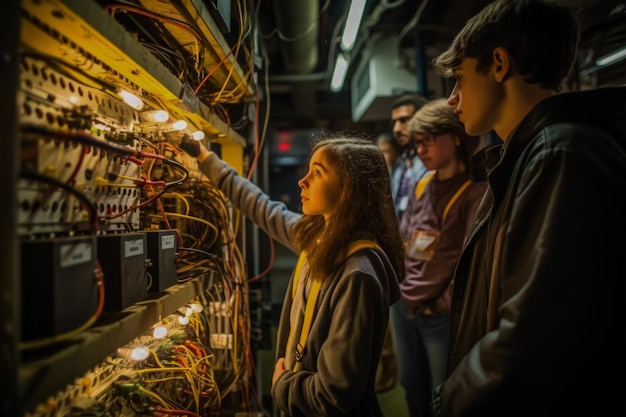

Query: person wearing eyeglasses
392;97;488;417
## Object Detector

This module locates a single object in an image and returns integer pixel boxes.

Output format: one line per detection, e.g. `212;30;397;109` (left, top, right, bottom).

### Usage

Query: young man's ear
492;47;512;83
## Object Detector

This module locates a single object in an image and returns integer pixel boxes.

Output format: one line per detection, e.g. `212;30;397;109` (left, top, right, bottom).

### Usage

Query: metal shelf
18;273;215;413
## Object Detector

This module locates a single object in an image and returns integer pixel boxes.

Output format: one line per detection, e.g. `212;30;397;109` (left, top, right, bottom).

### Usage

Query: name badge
406;229;439;260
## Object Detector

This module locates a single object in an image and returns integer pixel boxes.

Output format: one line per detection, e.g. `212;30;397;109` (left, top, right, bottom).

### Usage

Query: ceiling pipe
272;0;320;74
269;72;327;83
413;33;428;96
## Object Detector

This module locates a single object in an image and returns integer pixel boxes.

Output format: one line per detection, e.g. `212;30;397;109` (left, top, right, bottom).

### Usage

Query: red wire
248;233;274;282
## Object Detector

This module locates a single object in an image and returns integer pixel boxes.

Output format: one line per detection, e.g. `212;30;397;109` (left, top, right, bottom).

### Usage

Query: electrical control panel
8;0;258;415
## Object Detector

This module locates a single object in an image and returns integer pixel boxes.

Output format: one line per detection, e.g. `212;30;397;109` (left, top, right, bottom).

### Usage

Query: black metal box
97;232;148;311
21;236;98;340
145;229;178;293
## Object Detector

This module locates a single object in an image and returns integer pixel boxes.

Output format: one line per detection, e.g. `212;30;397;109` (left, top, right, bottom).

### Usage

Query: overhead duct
272;0;319;74
351;34;420;122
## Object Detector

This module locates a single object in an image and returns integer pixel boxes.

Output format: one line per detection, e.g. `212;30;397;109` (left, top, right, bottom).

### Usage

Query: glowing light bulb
191;130;205;141
131;346;150;361
118;90;144;110
171;120;187;130
142;110;169;123
178;315;189;325
152;325;167;339
190;303;203;313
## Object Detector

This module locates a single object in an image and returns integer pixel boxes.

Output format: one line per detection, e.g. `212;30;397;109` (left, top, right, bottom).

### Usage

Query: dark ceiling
255;0;626;133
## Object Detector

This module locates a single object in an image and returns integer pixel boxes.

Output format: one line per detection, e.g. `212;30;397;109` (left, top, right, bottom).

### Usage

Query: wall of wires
15;0;259;415
24;298;254;417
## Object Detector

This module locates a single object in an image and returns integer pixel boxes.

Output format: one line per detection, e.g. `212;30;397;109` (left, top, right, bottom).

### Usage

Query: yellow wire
161;211;219;247
161;191;191;215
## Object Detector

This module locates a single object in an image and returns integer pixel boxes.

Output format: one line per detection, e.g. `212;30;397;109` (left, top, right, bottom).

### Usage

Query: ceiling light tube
595;45;626;67
330;53;349;92
340;0;366;52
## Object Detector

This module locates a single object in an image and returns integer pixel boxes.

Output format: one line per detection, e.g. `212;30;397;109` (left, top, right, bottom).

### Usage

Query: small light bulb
131;346;150;361
153;325;167;339
191;130;205;141
118;90;144;110
178;315;189;325
142;110;169;123
190;303;203;313
171;120;187;130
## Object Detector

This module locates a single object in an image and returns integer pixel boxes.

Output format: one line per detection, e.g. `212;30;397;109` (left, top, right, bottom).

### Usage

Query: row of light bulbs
119;90;205;141
117;302;205;362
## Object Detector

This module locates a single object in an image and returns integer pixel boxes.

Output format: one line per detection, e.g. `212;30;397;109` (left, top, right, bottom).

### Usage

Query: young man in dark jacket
430;0;626;416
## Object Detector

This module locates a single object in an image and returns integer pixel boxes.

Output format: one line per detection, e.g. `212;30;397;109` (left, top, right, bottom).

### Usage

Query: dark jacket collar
507;86;626;156
488;86;626;198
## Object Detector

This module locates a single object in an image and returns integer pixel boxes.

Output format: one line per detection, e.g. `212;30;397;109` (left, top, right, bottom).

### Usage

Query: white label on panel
162;234;175;249
124;239;145;257
59;241;93;268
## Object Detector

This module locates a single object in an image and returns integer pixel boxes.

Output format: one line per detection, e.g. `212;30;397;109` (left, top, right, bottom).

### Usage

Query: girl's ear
492;46;511;83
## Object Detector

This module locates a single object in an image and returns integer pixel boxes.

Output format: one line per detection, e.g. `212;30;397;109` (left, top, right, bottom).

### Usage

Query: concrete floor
376;366;410;417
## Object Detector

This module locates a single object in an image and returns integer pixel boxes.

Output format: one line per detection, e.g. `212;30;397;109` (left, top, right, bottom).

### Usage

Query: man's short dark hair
391;94;428;112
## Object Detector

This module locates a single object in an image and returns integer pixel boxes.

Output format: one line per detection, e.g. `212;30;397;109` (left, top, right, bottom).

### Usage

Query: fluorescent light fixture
340;0;366;52
595;45;626;67
331;53;349;92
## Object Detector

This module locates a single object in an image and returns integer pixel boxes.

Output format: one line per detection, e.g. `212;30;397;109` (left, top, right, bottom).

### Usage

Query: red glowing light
277;141;292;152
